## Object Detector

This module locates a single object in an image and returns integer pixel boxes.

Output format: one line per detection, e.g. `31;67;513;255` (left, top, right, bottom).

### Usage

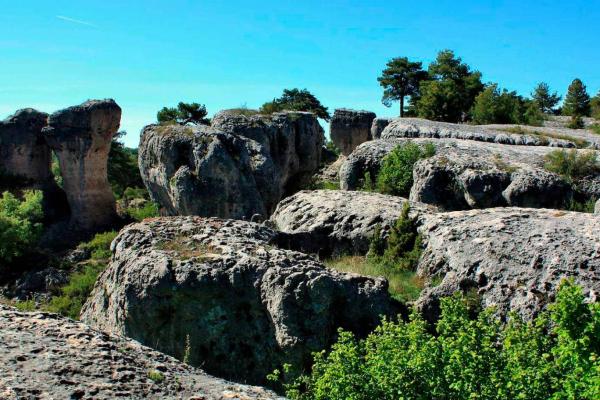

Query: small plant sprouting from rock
147;369;165;384
376;142;436;196
543;149;599;181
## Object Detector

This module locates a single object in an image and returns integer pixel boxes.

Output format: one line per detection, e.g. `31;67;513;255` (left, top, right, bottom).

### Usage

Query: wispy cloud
56;15;97;28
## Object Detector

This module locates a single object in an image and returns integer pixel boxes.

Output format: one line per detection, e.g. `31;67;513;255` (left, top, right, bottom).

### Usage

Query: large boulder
415;208;600;321
140;111;324;219
0;306;281;399
340;138;597;210
81;217;398;384
272;190;433;256
43;100;121;231
330;109;376;155
370;117;393;140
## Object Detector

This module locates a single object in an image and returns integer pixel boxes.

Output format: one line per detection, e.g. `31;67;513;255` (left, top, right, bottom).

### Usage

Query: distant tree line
378;50;600;127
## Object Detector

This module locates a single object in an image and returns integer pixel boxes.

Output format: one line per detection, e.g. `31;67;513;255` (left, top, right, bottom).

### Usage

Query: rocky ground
0;306;281;400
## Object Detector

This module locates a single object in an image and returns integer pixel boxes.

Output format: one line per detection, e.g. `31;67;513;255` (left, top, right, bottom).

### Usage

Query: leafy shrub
381;203;422;271
544;149;599;181
277;280;600;400
78;231;118;260
567;198;597;213
376;142;435;196
0;190;44;265
567;115;585;129
126;201;160;221
325;140;341;157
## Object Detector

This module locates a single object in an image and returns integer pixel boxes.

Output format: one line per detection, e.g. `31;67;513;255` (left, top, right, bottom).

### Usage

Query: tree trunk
400;96;405;117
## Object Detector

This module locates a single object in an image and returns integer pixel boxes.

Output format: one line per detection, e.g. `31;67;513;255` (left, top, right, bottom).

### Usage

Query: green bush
544;149;599;181
78;231;118;260
381;203;422;271
376;142;435;196
277;280;600;400
126;201;160;221
567;115;585;129
0;190;44;265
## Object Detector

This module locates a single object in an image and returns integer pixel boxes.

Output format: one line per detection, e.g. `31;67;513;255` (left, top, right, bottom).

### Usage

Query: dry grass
156;236;222;261
324;256;425;303
500;126;589;148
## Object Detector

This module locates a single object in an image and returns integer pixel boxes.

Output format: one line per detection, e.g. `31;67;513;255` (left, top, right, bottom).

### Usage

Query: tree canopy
472;84;543;125
107;131;144;198
157;102;210;125
531;82;561;114
259;88;331;121
377;57;428;117
563;78;591;117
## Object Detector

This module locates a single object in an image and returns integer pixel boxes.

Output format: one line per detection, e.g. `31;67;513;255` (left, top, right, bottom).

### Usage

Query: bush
0;190;44;265
126;201;160;221
381;203;422;271
78;231;118;260
376;142;435;196
567;115;585;129
544;149;599;181
277;280;600;400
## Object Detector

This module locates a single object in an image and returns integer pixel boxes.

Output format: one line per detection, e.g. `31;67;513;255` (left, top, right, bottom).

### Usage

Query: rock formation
43;100;121;231
340;137;600;210
370;117;392;140
272;190;433;256
0;306;281;399
415;208;600;321
139;111;324;219
81;217;399;384
330;109;376;155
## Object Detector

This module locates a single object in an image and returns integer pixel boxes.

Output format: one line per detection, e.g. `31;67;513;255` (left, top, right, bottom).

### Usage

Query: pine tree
590;91;600;120
562;79;591;117
157;102;210;125
378;57;428;117
531;82;561;114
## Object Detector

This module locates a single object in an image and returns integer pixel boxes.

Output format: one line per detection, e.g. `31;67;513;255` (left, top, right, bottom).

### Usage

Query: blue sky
1;1;599;147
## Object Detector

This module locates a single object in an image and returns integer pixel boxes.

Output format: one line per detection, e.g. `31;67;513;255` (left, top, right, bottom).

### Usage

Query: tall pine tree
562;78;591;117
532;82;561;114
377;57;428;117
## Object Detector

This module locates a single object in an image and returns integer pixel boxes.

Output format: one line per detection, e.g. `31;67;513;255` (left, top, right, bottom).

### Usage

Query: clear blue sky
1;1;599;147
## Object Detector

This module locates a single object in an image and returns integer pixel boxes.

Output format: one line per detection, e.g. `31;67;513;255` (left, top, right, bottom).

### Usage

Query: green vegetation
563;78;591;117
157;102;210;125
324;140;340;157
46;231;117;319
567;198;596;213
305;179;340;191
260;88;331;121
500;126;589;148
376;142;436;196
531;82;561;114
0;190;44;265
591;91;600;119
108;132;144;198
568;115;585;129
471;84;543;126
590;124;600;135
275;280;600;400
544;149;599;181
377;57;428;117
147;369;165;383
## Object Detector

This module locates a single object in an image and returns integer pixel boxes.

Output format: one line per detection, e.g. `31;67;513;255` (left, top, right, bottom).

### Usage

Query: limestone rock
0;306;281;399
330;109;376;155
81;217;398;384
271;190;433;256
370;117;393;140
140;111;324;219
596;198;600;214
43;100;121;231
415;208;600;321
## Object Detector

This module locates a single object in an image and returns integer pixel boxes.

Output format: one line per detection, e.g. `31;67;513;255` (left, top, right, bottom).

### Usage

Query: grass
566;198;597;213
325;256;425;303
492;154;518;173
304;179;340;190
147;369;165;383
544;149;599;181
590;123;600;135
156;236;222;261
500;126;590;148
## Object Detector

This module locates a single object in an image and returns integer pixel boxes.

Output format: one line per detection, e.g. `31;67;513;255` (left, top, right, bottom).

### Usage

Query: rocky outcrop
272;190;433;256
330;109;376;155
340;138;599;210
140;111;324;219
43;100;121;231
370;117;393;140
81;217;398;384
0;306;281;400
415;208;600;321
382;118;600;148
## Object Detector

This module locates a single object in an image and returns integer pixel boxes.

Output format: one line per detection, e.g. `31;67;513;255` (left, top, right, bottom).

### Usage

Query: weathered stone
12;267;68;300
81;217;399;385
330;109;376;155
140;111;324;219
415;208;600;321
340;138;597;210
595;198;600;215
272;190;433;256
43;100;121;231
0;306;281;399
370;117;393;140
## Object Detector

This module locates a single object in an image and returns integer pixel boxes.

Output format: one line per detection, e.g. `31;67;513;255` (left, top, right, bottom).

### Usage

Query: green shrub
147;369;165;383
277;280;600;400
567;115;585;129
0;190;44;265
126;201;160;221
382;203;422;270
567;198;597;213
544;149;599;181
78;231;118;260
590;124;600;135
358;171;375;192
376;142;435;196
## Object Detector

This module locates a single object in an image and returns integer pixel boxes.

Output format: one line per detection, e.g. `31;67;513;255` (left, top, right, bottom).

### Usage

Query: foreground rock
0;306;280;400
382;117;600;148
340;138;600;210
415;208;600;321
81;217;398;384
272;190;433;256
370;117;392;140
43;100;121;231
330;109;376;155
140;111;324;219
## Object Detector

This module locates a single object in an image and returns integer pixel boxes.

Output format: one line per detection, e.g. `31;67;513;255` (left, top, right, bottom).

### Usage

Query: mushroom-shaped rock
43;99;121;230
0;109;50;184
81;217;400;384
330;109;376;155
